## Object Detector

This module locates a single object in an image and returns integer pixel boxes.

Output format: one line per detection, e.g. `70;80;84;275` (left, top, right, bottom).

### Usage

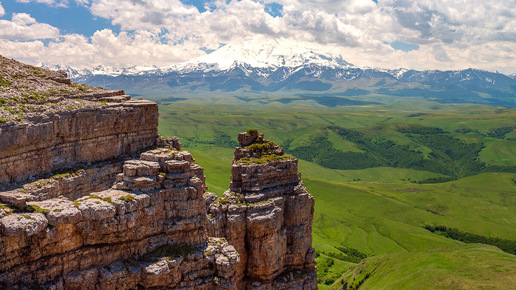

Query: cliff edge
0;57;316;289
206;130;317;288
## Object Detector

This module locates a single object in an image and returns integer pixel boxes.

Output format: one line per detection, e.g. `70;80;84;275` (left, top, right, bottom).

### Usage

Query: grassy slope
157;102;516;288
330;245;516;290
306;173;516;256
188;146;516;288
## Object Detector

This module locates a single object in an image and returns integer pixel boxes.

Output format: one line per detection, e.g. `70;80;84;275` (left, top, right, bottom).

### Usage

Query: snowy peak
163;37;353;72
41;63;158;79
43;38;354;78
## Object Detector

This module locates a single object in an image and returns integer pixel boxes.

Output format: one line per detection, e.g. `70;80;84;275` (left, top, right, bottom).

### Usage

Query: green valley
154;100;516;289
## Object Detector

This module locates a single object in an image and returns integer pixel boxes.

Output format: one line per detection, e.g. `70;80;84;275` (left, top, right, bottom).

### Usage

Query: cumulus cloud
0;29;204;68
0;1;4;18
0;13;59;40
0;0;515;73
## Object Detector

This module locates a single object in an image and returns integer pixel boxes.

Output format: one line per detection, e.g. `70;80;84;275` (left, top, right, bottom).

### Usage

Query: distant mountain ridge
42;39;516;107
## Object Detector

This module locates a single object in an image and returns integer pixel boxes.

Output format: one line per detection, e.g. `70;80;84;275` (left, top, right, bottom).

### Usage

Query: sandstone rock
28;198;82;225
63;268;99;290
238;131;260;146
157;136;182;151
207;132;317;287
76;197;116;221
0;98;158;185
98;260;141;290
0;212;48;236
0;109;316;289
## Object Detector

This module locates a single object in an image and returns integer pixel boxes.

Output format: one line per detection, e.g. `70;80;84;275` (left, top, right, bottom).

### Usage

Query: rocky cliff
205;131;317;288
0;58;316;289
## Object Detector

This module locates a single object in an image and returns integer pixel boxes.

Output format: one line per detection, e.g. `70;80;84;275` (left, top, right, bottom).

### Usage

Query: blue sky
0;0;515;74
2;1;118;36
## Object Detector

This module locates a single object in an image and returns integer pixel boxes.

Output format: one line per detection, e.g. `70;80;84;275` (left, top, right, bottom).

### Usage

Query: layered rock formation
206;130;317;289
0;57;316;289
0;98;158;184
0;57;160;185
0;143;242;289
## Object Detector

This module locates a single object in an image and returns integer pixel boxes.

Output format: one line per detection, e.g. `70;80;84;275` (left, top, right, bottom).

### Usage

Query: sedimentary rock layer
0;107;317;289
0;148;243;289
0;99;158;184
205;131;317;289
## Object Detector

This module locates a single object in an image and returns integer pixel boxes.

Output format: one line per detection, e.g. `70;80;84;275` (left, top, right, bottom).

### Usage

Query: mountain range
43;38;516;107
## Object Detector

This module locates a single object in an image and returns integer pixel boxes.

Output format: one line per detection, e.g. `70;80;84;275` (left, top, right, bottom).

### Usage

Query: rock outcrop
0;58;316;290
0;143;242;289
0;99;158;184
206;131;317;289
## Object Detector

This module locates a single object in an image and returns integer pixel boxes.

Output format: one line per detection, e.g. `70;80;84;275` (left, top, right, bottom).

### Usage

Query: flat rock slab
0;212;48;236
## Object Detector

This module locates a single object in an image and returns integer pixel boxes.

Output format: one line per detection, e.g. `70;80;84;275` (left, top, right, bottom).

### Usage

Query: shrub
424;225;516;255
245;129;258;136
119;195;135;202
0;76;11;87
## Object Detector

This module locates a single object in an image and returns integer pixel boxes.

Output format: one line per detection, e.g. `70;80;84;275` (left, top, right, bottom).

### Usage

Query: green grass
189;147;234;195
330;244;516;289
479;138;516;166
298;160;444;183
158;101;516;288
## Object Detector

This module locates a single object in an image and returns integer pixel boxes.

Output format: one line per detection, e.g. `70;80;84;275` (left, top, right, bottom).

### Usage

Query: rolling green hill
329;244;516;290
155;101;516;289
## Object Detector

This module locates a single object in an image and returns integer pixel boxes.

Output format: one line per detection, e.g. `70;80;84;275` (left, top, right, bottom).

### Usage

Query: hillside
330;245;516;289
153;101;516;288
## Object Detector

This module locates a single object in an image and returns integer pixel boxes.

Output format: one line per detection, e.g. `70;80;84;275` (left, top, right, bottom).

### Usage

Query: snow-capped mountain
41;64;158;78
163;37;353;72
44;37;353;78
41;38;516;107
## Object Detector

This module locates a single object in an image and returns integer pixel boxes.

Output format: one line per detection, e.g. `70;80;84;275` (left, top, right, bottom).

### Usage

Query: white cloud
0;0;515;74
0;13;59;40
0;1;5;18
0;29;204;69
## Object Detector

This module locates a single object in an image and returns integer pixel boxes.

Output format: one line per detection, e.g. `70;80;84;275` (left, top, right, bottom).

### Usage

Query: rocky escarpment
205;130;317;289
0;144;242;289
0;99;158;185
0;57;316;290
0;131;316;289
0;56;159;185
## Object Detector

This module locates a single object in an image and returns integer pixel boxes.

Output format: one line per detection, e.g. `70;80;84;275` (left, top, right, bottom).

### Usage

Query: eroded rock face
0;98;158;185
0;147;224;288
206;132;317;289
0;114;316;289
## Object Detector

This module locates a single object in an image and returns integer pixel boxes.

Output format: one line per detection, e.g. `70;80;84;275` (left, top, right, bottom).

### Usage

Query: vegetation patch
424;225;516;255
245;129;258;136
247;141;277;153
25;204;50;214
288;124;515;181
236;154;293;165
118;195;135;202
102;197;113;204
0;75;11;87
142;243;198;261
485;126;516;140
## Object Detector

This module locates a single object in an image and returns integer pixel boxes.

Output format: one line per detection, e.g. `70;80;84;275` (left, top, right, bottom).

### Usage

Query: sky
0;0;515;74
